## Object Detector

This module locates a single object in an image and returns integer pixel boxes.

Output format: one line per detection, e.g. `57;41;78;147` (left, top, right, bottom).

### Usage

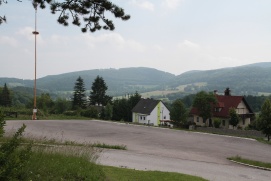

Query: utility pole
32;3;39;120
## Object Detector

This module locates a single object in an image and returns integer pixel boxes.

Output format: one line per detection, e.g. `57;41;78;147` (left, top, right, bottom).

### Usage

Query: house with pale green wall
132;98;170;126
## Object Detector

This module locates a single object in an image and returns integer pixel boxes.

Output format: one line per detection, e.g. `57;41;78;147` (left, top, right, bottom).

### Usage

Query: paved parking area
5;120;271;181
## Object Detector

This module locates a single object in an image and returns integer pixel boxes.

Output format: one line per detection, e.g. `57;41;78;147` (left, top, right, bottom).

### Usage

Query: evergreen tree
0;83;12;107
257;99;271;141
89;76;112;106
72;76;86;109
112;98;129;121
1;0;130;32
170;99;187;128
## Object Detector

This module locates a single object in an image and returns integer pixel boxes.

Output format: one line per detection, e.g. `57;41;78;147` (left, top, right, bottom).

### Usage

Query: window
143;117;146;120
197;117;199;122
164;116;166;119
222;120;225;126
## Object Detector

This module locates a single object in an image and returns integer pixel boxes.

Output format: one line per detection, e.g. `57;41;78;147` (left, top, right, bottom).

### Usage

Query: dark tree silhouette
0;0;130;32
0;83;12;107
89;76;111;106
72;76;86;109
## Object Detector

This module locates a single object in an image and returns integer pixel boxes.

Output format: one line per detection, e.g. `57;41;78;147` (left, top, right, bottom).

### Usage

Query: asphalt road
5;120;271;181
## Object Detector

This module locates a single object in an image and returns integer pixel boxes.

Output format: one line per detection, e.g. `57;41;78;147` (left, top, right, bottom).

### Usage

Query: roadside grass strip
228;156;271;171
102;165;208;181
91;142;127;150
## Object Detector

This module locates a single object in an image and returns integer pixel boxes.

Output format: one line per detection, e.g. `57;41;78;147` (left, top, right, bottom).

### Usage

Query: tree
36;93;54;113
0;0;130;33
170;99;187;128
257;99;271;141
0;83;12;107
112;98;129;121
89;76;111;106
72;76;86;109
192;91;217;125
100;103;113;120
229;108;240;129
127;92;141;121
54;98;71;114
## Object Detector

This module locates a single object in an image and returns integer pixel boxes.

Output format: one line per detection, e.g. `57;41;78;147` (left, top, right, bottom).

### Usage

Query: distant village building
190;88;254;129
132;98;170;126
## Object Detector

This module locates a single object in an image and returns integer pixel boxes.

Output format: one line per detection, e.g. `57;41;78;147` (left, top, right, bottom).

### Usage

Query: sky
1;0;271;79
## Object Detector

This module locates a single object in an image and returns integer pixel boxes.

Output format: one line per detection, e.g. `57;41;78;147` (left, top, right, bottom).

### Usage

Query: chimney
224;88;231;96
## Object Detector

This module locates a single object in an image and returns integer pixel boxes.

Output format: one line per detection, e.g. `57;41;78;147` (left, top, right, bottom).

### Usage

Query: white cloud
16;27;45;45
178;40;200;49
81;33;145;52
162;0;183;10
131;0;155;11
0;36;18;47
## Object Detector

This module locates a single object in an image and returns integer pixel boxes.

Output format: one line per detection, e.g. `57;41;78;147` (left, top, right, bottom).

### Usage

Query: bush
0;113;32;180
63;111;77;116
213;118;221;128
81;107;98;118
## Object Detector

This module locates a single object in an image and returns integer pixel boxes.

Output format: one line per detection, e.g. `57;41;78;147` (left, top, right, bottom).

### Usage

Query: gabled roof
132;98;160;115
190;95;254;118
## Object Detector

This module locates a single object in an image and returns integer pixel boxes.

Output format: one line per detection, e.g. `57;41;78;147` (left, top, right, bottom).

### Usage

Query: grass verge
256;138;271;145
92;142;127;150
228;155;271;169
15;145;207;181
102;165;207;181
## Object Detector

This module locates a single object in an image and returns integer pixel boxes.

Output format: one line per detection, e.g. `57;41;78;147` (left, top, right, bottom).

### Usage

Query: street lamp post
32;3;39;120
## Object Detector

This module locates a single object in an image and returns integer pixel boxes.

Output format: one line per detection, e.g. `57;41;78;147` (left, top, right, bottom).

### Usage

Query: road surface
5;120;271;181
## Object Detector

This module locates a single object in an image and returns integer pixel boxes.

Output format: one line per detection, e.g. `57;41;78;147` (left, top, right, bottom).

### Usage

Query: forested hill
1;62;271;96
169;62;271;95
0;67;175;96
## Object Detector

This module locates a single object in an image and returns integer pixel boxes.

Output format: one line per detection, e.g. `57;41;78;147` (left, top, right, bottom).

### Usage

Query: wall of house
236;101;250;114
193;115;205;126
133;113;149;124
132;113;138;123
236;101;251;128
148;107;158;125
160;102;170;121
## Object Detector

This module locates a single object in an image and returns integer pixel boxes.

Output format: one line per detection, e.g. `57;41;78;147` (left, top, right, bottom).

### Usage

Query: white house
132;98;170;126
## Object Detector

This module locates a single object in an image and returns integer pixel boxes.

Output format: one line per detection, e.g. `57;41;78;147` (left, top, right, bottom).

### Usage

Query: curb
229;159;271;171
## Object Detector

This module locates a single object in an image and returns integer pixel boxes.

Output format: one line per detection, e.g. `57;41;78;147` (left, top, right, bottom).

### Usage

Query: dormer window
214;107;221;112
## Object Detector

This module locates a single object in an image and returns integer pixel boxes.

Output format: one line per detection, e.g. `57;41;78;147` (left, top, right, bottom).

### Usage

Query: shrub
63;111;77;116
0;113;32;180
213;118;221;128
81;107;98;118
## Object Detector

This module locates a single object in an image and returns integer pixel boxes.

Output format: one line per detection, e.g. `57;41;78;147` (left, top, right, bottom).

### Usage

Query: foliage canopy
257;99;271;141
0;0;130;32
192;91;217;124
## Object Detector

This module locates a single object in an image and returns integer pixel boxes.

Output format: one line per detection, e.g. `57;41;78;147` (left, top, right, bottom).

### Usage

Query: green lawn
103;166;207;181
20;146;207;181
228;156;271;169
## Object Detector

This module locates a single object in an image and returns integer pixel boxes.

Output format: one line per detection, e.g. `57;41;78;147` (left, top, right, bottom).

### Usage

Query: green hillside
170;64;271;95
1;63;271;98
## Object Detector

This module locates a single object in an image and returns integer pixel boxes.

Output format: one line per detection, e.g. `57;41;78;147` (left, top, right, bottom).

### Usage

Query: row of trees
71;75;142;121
72;76;112;109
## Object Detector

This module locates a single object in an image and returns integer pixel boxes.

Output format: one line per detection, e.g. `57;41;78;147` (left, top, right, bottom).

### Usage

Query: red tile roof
190;95;253;118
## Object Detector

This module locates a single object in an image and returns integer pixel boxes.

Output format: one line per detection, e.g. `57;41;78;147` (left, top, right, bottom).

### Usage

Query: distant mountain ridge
1;62;271;97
